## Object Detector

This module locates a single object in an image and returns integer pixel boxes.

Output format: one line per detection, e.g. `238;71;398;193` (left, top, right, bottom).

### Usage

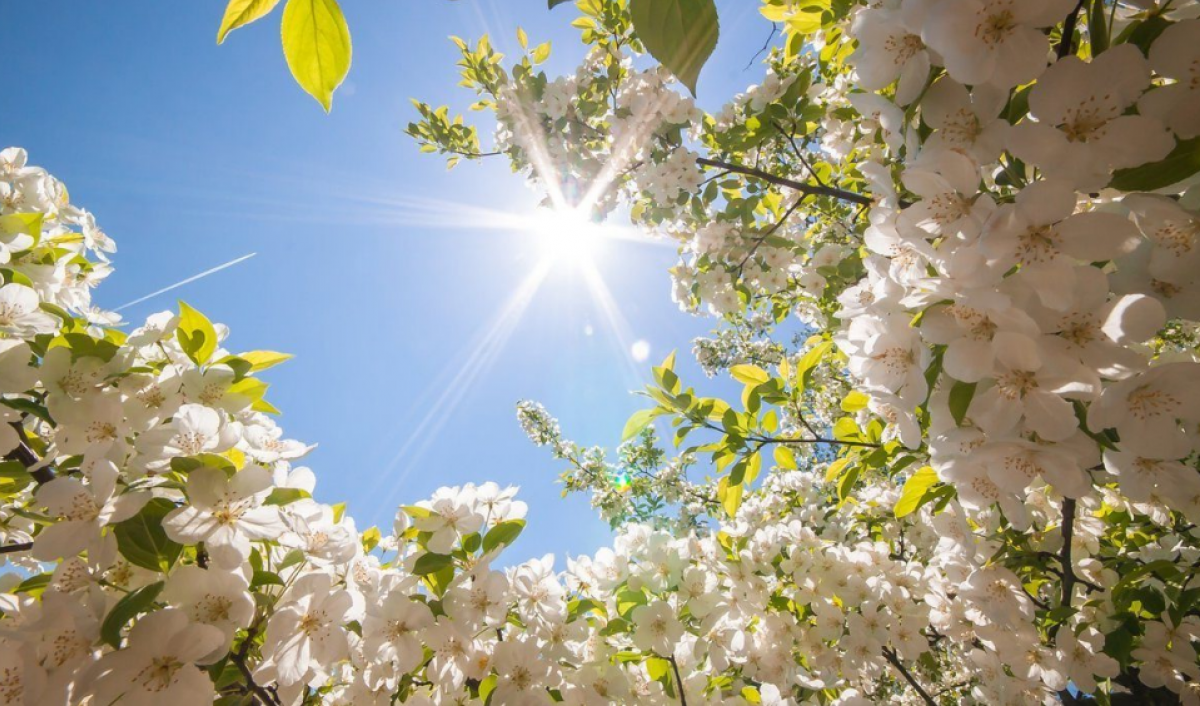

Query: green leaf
0;213;43;239
894;466;939;518
216;0;283;44
531;42;551;64
101;581;164;648
774;445;797;470
113;498;183;573
796;340;832;386
718;475;743;517
176;301;219;366
14;573;51;597
948;380;977;427
281;0;352;112
548;0;572;7
412;552;455;576
837;464;860;503
1110;137;1200;192
237;350;294;371
730;364;769;386
628;0;719;96
646;656;671;682
264;487;311;506
622;407;659;442
481;519;526;553
250;570;285;588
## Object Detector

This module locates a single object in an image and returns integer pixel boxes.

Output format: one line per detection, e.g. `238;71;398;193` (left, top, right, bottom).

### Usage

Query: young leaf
894;466;939;518
176;301;219;366
281;0;352;112
622;407;659;442
216;0;283;44
628;0;719;96
730;364;769;386
238;350;294;371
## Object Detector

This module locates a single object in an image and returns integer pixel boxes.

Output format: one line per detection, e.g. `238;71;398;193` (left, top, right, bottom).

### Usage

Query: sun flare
529;207;605;265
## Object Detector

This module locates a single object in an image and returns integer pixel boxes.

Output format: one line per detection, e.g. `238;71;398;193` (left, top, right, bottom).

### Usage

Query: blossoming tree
0;0;1199;703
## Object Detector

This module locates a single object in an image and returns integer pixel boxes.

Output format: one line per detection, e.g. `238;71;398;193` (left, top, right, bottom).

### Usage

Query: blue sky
5;1;769;561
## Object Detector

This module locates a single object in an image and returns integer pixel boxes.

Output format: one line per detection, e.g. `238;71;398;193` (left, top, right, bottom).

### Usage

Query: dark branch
231;625;281;706
1056;0;1086;59
744;23;778;71
882;647;936;705
668;655;689;706
1060;498;1079;608
0;542;32;555
5;423;54;485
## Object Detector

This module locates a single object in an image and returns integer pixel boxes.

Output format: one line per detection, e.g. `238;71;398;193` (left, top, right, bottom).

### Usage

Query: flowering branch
696;157;874;207
230;624;280;706
881;647;936;705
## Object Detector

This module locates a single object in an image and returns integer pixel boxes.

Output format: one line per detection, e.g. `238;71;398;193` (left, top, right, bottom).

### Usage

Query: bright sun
530;207;604;264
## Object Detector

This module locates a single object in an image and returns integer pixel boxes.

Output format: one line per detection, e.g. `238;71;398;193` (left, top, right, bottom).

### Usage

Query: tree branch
0;542;32;555
5;423;54;485
882;647;936;705
231;624;281;706
697;157;875;207
1056;0;1086;59
668;655;688;706
1059;498;1079;608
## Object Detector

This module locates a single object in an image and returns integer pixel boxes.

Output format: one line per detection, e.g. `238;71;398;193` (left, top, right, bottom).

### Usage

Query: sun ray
367;258;552;514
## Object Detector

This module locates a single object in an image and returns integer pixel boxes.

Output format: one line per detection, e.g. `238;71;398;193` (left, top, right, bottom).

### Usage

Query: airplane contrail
114;252;257;311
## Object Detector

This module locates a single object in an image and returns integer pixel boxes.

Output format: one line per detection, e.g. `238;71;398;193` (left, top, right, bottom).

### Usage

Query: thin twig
745;23;778;70
882;647;936;705
770;119;827;188
697;157;877;207
0;542;32;555
668;655;688;706
736;197;807;270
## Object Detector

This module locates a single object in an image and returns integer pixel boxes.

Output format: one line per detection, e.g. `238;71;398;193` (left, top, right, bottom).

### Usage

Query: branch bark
5;423;54;485
231;624;281;706
668;655;688;706
0;542;32;555
1056;0;1087;59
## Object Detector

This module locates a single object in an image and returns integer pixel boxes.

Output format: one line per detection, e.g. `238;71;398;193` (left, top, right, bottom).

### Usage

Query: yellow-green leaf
239;350;294;371
531;42;551;64
894;466;938;518
730;364;769;386
281;0;352;112
718;475;743;517
774;445;797;470
622;408;659;442
176;301;218;366
216;0;283;44
0;213;43;239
